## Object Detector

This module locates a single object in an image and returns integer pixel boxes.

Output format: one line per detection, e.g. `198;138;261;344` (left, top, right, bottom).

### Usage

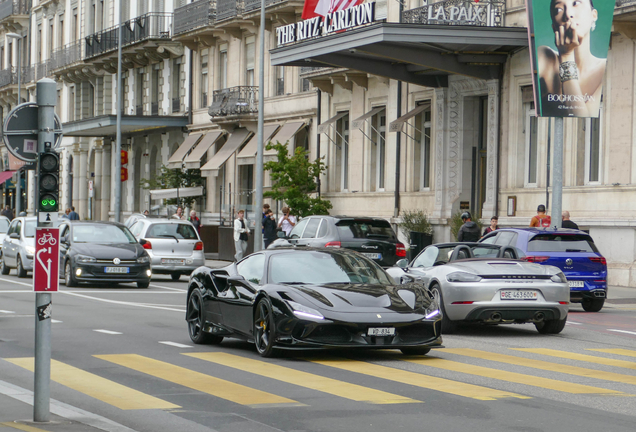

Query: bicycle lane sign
34;228;60;292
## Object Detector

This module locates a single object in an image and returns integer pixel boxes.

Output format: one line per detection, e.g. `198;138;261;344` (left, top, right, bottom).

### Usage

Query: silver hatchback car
1;217;46;277
129;219;205;280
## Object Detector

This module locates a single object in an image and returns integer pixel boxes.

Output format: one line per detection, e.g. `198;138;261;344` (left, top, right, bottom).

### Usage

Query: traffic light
38;150;60;213
121;167;128;182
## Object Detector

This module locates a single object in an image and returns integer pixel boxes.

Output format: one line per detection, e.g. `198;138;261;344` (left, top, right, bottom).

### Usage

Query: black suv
274;216;406;267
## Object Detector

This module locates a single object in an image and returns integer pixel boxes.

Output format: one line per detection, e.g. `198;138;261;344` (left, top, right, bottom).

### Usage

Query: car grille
95;259;137;264
396;323;434;342
303;325;353;344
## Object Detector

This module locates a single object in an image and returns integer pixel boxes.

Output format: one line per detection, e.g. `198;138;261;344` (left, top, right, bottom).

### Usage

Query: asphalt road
2;272;636;432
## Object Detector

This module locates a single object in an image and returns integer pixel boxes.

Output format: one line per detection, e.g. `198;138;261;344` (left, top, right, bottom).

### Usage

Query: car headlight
286;301;324;320
446;272;482;283
26;246;35;254
75;254;96;263
551;272;567;283
137;255;150;263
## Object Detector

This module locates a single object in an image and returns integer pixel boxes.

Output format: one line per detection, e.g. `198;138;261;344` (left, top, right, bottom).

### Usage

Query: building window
525;103;538;186
219;46;228;89
88;84;95;117
72;8;78;40
301;77;310;92
48;19;54;57
172;58;181;113
275;66;285;96
151;66;159;115
200;51;208;108
136;69;144;115
69;86;75;121
585;109;602;184
239;164;254;208
335;113;349;192
369;108;386;190
413;103;431;190
245;36;255;86
58;14;64;47
1;46;4;70
56;89;61;117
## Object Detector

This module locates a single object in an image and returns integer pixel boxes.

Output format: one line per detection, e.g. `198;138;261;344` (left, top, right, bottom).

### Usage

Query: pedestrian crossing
4;347;636;412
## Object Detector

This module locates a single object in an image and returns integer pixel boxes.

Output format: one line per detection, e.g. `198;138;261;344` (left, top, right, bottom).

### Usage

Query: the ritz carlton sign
276;2;376;46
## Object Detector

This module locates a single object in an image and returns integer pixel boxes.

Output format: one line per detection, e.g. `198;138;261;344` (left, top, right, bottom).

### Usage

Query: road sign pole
34;78;56;422
551;117;563;230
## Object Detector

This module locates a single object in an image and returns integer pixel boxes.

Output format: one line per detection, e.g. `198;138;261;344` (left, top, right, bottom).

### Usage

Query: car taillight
452;301;474;305
325;241;341;248
589;257;607;266
140;239;152;250
594;279;606;283
194;241;204;251
396;242;406;257
525;256;549;263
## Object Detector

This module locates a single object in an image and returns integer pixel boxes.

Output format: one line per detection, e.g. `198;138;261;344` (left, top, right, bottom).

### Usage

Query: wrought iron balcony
85;12;173;59
49;41;83;71
244;0;286;13
174;0;216;35
216;0;244;22
402;0;505;27
0;66;29;88
0;0;30;21
209;86;257;117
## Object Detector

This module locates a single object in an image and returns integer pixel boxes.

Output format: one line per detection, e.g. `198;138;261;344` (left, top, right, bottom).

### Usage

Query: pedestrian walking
278;207;297;237
61;208;70;219
233;209;249;261
483;216;499;237
189;210;202;234
69;206;80;220
1;205;13;221
530;204;551;227
172;207;185;220
561;211;579;230
262;209;277;248
457;212;480;242
262;203;270;235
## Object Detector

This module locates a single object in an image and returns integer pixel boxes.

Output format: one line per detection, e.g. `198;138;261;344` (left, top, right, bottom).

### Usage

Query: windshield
528;234;599;253
335;220;397;240
270;251;395;285
71;224;137;244
25;220;63;238
146;223;198;240
0;219;9;233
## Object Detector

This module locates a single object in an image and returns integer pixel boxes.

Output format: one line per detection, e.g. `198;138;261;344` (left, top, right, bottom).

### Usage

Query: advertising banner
526;0;615;118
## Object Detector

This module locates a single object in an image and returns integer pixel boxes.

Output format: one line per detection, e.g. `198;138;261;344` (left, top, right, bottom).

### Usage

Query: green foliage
264;141;332;218
450;210;483;240
141;164;203;209
399;209;433;243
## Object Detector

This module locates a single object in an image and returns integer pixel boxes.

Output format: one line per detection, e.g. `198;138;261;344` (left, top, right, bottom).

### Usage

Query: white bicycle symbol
37;233;57;246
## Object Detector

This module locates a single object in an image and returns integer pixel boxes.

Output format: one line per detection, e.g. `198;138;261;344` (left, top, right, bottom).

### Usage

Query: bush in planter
450;210;483;241
399;209;433;244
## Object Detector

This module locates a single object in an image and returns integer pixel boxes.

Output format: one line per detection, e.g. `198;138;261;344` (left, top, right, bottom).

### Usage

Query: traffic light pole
34;78;56;422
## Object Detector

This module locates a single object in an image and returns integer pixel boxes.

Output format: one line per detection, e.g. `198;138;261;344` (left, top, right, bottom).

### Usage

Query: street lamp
6;32;23;215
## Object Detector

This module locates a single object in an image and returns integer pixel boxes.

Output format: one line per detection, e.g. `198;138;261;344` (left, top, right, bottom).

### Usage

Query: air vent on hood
278;292;293;301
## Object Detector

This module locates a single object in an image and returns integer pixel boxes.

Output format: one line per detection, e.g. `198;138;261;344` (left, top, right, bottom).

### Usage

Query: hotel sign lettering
402;0;505;27
276;2;376;46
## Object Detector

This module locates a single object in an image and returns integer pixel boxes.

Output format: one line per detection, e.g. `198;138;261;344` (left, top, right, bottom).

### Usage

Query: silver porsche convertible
385;243;570;334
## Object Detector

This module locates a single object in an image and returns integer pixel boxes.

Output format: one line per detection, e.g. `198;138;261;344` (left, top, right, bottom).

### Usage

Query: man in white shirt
278;206;297;237
233;210;249;261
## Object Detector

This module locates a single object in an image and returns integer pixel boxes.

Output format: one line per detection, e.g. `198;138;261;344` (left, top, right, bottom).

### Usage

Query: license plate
362;253;382;260
568;281;584;288
500;290;538;300
161;259;185;265
368;327;395;336
105;267;130;274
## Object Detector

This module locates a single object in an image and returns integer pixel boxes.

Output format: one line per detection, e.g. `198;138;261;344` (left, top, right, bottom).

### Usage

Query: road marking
0;422;52;431
566;321;583;325
607;329;636;336
589;349;636;358
405;356;622;395
94;329;122;335
51;319;62;323
445;348;636;391
96;354;302;407
149;283;187;292
158;341;192;348
312;357;528;400
516;348;636;370
61;291;185;313
187;352;420;405
5;358;178;410
0;310;15;314
0;278;31;287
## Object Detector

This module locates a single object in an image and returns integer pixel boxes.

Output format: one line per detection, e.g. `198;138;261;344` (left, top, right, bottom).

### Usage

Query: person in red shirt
530;204;552;227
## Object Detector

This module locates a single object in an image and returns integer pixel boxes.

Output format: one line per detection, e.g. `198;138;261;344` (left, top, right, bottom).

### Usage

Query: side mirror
276;231;286;238
396;259;409;269
9;233;19;239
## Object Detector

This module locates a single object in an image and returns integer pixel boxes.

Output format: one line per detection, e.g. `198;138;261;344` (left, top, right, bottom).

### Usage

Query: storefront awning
200;128;253;177
62;115;189;137
317;112;347;134
264;122;307;162
0;171;15;186
389;103;431;133
149;186;204;200
352;106;385;130
167;133;203;169
183;131;225;169
237;124;280;166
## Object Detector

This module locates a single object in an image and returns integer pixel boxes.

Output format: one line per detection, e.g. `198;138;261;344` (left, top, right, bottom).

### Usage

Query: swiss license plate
162;259;185;265
500;290;538;300
568;281;584;288
105;267;130;274
368;327;395;336
362;253;382;260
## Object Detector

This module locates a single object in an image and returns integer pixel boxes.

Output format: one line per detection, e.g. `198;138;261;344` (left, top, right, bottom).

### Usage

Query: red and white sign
302;0;364;19
34;228;60;292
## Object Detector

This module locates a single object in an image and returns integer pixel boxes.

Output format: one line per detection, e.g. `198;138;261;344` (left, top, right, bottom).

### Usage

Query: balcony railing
402;0;505;27
0;0;30;21
216;0;244;21
209;86;257;117
85;12;173;59
174;0;216;35
244;0;285;13
0;66;29;88
49;41;83;71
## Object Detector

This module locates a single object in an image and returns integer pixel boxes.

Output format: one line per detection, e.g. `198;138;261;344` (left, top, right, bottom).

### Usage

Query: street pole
551;117;563;229
16;38;21;215
34;78;56;422
114;2;123;222
253;0;266;252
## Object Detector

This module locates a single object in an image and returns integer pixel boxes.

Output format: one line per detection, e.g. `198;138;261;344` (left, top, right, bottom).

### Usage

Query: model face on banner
529;0;615;118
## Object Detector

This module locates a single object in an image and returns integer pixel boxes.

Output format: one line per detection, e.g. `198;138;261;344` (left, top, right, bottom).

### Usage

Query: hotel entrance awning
183;131;225;169
271;22;528;86
62;115;189;137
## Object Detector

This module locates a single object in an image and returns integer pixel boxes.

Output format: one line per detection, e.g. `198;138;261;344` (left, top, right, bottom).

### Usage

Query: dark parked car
58;221;151;288
269;216;406;267
481;228;607;312
186;248;443;357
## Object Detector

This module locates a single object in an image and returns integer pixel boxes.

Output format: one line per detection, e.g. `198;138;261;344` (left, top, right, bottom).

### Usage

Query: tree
140;164;203;209
264;142;332;217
